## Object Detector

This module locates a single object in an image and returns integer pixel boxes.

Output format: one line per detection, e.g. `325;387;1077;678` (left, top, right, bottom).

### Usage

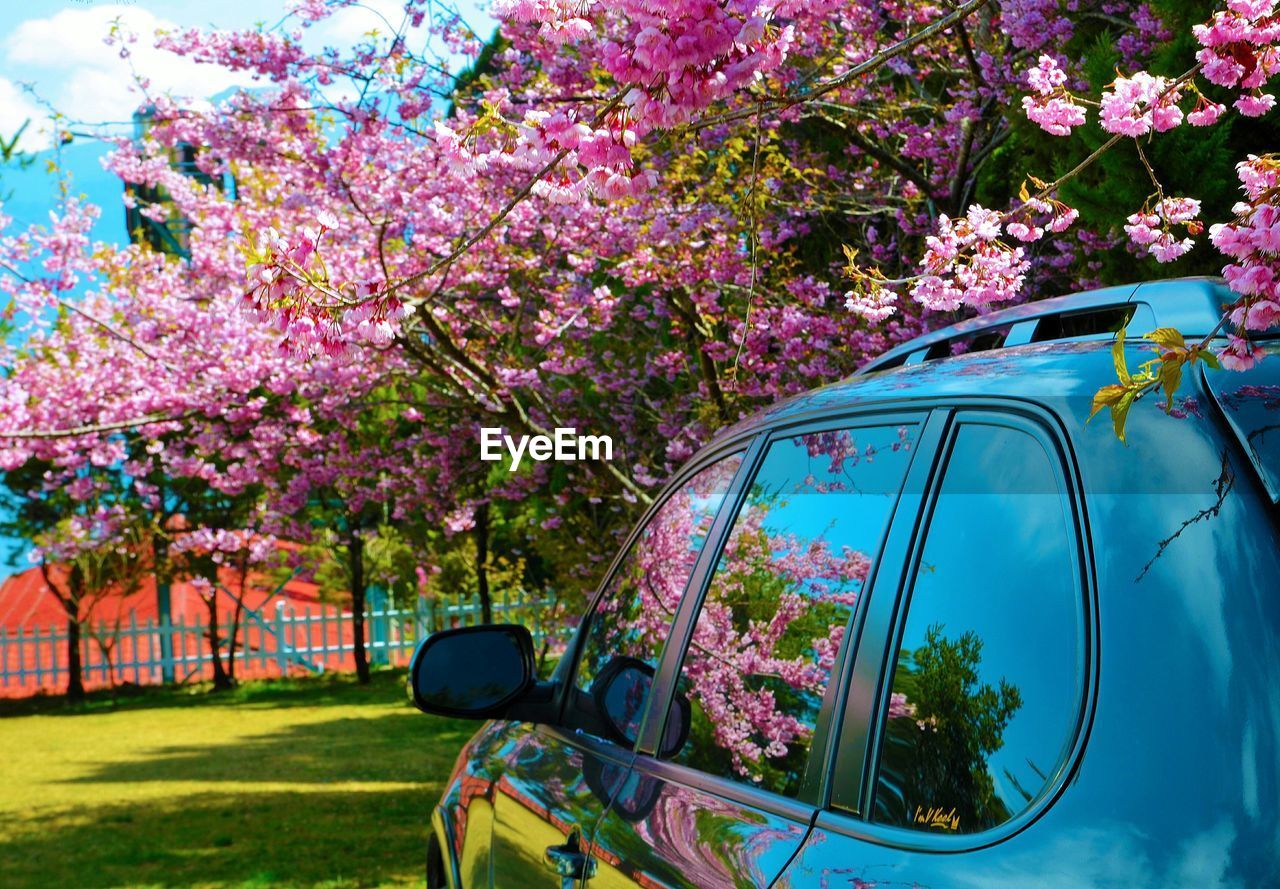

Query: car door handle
543;841;597;880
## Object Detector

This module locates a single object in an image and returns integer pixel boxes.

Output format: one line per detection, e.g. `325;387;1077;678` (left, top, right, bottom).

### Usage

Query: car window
669;424;917;797
571;452;744;743
873;421;1082;835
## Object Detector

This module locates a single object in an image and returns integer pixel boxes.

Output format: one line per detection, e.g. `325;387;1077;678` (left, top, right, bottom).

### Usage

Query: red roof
0;562;375;697
0;563;335;631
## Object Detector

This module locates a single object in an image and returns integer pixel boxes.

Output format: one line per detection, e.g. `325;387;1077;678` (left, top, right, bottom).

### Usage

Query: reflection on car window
671;425;916;797
1205;347;1280;502
874;422;1082;835
572;453;743;743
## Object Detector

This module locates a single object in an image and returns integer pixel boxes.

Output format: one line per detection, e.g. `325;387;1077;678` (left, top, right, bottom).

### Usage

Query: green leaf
1198;349;1221;370
1112;388;1139;444
1089;384;1127;420
1160;355;1184;411
1112;326;1131;386
1145;327;1187;350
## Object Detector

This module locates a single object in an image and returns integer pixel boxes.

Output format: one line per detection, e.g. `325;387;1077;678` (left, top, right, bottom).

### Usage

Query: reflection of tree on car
676;497;864;791
576;456;740;691
669;428;911;794
876;625;1022;833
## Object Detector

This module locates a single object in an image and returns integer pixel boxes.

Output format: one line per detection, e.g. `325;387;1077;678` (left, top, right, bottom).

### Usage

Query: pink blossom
1187;98;1227;126
845;287;898;322
887;692;917;720
1220;335;1266;370
1124;197;1201;262
1005;221;1043;242
1026;55;1069;95
1022;94;1087;136
1099;72;1182;136
1235;92;1277;116
910;206;1029;311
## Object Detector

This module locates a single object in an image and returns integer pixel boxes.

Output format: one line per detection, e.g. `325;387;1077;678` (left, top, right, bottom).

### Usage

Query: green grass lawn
0;670;476;888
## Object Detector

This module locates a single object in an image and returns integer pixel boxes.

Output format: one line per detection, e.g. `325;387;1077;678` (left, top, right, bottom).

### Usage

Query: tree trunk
226;556;247;684
349;535;370;684
474;501;492;624
227;599;243;684
65;613;86;703
205;589;233;692
53;563;86;703
152;533;175;685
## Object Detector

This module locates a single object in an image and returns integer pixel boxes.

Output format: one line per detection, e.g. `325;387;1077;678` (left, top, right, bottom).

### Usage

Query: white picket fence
0;592;567;696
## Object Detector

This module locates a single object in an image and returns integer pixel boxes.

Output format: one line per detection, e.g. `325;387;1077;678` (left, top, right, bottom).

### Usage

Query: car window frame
821;403;1098;853
632;409;936;811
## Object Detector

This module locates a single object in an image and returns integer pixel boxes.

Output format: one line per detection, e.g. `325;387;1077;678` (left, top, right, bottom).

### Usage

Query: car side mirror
583;756;665;823
592;657;691;758
410;624;535;718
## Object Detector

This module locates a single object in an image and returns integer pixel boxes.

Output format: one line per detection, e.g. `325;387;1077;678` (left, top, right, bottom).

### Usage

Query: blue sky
0;0;494;575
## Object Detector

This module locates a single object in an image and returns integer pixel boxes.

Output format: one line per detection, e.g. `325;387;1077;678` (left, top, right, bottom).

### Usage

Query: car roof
857;276;1231;375
707;277;1238;445
709;339;1120;442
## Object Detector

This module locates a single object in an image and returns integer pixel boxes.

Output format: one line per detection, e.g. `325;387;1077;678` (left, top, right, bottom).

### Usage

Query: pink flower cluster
487;0;796;195
1211;155;1280;368
1194;0;1280;115
170;528;278;565
887;691;916;720
1100;72;1183;136
1124;196;1202;262
911;206;1029;311
243;218;409;355
844;286;898;322
1021;55;1087;136
1221;335;1268;370
1023;2;1279;140
1005;194;1079;243
28;505;130;563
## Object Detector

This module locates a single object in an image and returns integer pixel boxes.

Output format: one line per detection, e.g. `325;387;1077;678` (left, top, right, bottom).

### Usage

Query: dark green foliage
876;625;1022;833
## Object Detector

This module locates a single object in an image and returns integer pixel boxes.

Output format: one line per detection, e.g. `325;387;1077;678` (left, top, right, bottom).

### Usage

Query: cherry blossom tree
0;459;151;701
2;0;1278;719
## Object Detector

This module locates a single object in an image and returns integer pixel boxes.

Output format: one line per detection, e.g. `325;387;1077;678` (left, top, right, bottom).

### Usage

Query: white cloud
302;0;413;52
0;76;46;153
2;4;255;129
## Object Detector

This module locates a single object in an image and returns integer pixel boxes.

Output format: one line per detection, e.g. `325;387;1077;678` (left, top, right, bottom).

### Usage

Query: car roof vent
922;325;1014;361
1030;305;1134;342
857;277;1231;376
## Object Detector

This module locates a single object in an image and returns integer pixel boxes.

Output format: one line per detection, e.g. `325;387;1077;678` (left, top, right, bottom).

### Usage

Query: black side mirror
410;624;535;718
591;657;691;758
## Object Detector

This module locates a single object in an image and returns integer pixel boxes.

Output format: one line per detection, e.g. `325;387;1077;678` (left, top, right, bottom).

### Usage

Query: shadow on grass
0;668;413;719
2;787;442;888
0;668;484;885
64;710;477;787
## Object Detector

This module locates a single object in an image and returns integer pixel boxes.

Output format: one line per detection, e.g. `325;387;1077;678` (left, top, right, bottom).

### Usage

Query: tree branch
0;411;199;440
688;0;993;132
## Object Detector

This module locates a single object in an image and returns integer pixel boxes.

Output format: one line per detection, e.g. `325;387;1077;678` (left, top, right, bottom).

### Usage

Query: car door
585;414;933;888
486;449;748;888
773;409;1093;886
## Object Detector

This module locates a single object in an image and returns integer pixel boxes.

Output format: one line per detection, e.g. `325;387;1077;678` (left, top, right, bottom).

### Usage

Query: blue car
412;276;1280;888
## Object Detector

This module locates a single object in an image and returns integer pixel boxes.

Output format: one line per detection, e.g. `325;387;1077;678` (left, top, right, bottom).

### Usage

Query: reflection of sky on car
747;422;921;598
898;425;1080;815
685;491;729;551
749;425;917;593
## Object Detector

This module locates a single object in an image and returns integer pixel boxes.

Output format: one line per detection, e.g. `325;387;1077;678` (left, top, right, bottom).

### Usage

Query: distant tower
124;107;236;259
